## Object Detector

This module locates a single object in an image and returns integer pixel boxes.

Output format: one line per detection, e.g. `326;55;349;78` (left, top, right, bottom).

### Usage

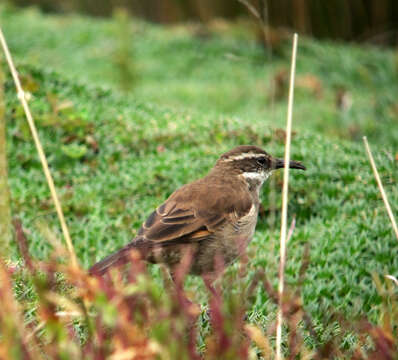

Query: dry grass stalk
276;33;298;360
237;0;273;51
0;27;77;267
0;54;12;255
363;136;398;241
385;274;398;287
237;0;261;20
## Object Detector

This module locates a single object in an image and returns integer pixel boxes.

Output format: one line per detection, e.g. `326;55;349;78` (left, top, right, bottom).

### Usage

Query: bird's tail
89;242;146;276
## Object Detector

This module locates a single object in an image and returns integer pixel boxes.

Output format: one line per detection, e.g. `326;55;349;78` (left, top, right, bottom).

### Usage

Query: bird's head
215;145;305;191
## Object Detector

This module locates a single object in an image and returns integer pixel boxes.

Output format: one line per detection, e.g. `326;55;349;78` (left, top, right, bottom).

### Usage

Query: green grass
1;4;398;343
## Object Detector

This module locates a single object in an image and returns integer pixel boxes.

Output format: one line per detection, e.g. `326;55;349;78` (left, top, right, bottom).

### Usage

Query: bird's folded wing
138;183;252;246
141;202;215;244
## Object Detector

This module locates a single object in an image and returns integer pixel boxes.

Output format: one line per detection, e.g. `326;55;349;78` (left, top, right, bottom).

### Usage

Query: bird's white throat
242;171;271;193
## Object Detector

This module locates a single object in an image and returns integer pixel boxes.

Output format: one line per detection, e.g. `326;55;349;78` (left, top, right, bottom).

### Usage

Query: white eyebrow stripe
224;152;265;162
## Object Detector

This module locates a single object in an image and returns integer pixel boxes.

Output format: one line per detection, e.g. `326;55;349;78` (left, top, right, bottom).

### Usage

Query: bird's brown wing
137;181;252;246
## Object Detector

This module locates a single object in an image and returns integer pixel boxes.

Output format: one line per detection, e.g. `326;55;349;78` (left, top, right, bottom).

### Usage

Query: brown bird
89;145;305;277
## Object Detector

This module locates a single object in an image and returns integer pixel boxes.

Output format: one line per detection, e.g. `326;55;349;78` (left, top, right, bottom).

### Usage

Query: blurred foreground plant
1;218;396;359
0;56;12;255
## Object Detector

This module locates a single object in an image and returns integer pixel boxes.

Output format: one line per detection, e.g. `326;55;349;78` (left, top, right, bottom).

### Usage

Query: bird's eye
256;157;267;166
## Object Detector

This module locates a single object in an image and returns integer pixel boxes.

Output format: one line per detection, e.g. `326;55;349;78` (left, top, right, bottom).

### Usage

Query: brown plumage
89;145;305;276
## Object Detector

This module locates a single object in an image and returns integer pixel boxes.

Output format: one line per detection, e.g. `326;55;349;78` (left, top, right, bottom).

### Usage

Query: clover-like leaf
61;143;87;159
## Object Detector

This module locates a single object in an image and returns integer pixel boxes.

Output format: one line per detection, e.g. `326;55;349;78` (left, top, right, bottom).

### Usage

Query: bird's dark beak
274;158;306;171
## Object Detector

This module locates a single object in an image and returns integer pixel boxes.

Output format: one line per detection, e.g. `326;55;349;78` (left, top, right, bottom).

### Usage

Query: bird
89;145;305;277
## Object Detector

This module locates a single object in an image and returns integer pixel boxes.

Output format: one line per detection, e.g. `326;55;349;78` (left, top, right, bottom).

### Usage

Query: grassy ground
1;4;398;345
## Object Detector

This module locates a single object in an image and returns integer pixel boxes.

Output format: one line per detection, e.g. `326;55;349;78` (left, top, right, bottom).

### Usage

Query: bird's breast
234;203;259;238
213;203;259;261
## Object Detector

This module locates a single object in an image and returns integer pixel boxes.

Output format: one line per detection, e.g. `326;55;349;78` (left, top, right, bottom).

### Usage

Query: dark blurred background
7;0;398;45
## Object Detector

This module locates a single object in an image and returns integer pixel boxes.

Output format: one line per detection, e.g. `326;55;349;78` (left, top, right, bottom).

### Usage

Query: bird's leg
168;246;201;315
171;272;190;305
202;273;218;297
167;270;201;360
170;270;201;319
203;272;248;322
201;273;221;321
